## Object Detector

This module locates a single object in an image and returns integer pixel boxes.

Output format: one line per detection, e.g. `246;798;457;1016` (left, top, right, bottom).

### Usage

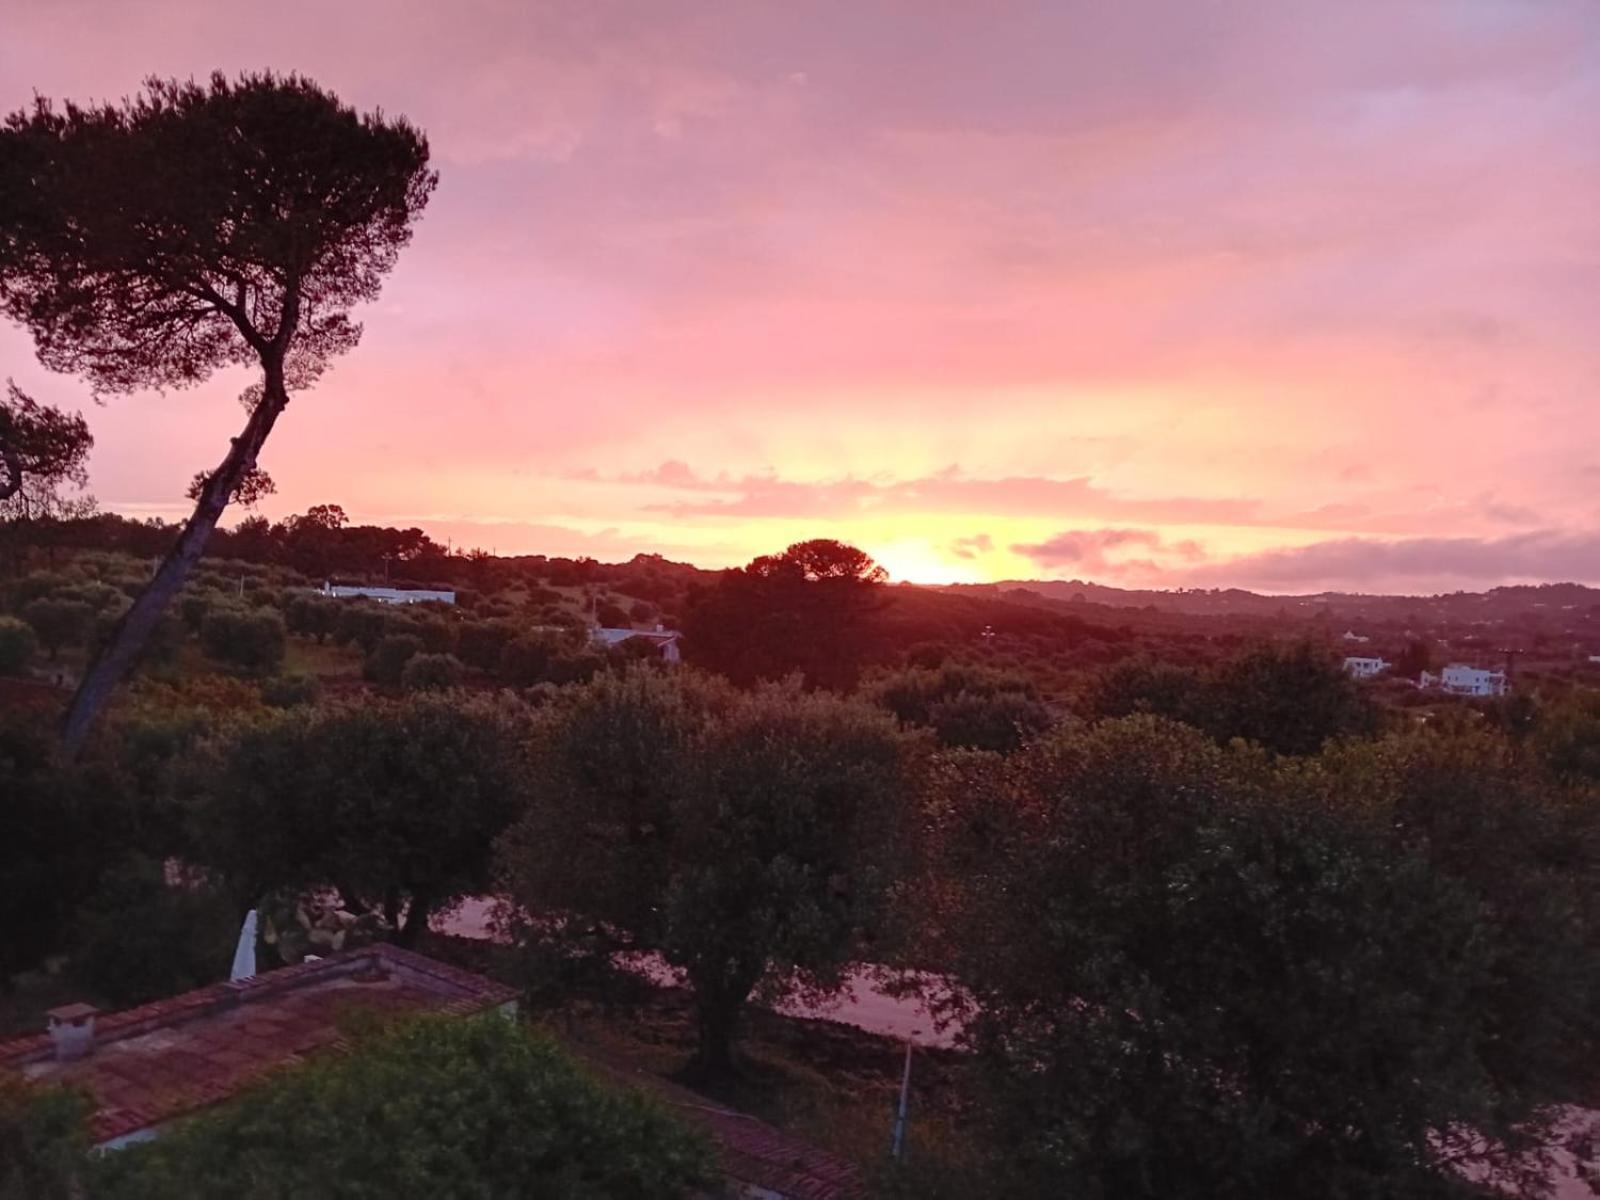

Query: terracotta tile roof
0;944;516;1144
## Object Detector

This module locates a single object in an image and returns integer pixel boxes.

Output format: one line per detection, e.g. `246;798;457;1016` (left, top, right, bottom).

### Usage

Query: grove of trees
2;545;1600;1195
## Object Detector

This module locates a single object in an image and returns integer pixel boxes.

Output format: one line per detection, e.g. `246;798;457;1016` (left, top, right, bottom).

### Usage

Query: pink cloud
0;2;1595;587
1011;528;1207;578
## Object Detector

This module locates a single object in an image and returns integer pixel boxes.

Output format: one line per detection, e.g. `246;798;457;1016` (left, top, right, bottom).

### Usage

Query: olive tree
0;72;435;752
195;693;531;945
501;669;920;1078
922;716;1600;1198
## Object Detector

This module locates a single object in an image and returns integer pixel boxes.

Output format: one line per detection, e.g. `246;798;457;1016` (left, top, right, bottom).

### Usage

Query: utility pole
890;1036;915;1161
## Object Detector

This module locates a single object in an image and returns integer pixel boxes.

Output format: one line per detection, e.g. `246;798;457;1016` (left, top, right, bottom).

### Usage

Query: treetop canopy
0;70;436;393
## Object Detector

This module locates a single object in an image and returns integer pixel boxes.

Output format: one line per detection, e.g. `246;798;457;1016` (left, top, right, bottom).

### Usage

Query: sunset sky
2;1;1597;592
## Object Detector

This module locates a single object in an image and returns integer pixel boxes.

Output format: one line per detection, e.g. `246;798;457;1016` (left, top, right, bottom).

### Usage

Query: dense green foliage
1083;638;1378;754
866;661;1051;752
8;533;1600;1195
0;615;35;673
500;667;919;1075
0;715;132;982
198;607;286;675
69;854;238;1007
922;717;1600;1197
401;651;463;692
91;1014;716;1199
683;538;888;690
195;693;532;944
362;631;422;684
21;597;93;659
0;1075;90;1200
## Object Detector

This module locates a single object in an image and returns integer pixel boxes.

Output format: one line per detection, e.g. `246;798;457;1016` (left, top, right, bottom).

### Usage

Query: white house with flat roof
1420;664;1509;697
322;583;455;605
1342;656;1388;679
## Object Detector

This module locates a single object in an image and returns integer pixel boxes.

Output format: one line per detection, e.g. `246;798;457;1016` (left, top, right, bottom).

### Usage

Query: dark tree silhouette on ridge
0;378;92;516
683;538;888;690
0;72;435;751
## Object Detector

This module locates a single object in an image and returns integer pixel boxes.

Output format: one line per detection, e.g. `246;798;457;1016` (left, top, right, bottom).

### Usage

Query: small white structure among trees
1342;656;1388;680
1421;664;1509;697
322;583;455;606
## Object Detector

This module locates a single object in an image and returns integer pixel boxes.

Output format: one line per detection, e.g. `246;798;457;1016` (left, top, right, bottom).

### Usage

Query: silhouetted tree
1080;653;1207;725
924;717;1600;1197
0;380;92;519
198;607;285;676
21;597;93;660
0;73;435;752
1206;639;1378;755
866;662;1051;752
683;539;887;690
195;694;531;946
1394;637;1434;681
500;670;918;1078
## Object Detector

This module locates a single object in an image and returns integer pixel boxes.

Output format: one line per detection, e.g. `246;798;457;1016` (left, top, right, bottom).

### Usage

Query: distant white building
1341;629;1371;644
1421;664;1508;697
592;626;682;663
322;583;455;606
1343;656;1388;679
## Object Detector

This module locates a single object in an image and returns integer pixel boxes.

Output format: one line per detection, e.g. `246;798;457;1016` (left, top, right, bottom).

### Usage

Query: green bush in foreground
92;1013;716;1199
0;1075;90;1200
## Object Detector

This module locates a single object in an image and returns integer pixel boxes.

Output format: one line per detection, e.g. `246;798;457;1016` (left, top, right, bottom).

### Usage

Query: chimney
46;1003;99;1062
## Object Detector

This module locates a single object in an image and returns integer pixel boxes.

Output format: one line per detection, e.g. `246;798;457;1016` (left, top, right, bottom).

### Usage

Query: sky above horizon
2;0;1598;593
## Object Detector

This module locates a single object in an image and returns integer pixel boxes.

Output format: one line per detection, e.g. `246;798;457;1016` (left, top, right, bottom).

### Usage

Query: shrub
260;672;321;709
21;598;93;659
402;652;463;692
0;1075;90;1200
364;634;423;685
199;607;286;675
456;619;515;670
284;593;338;642
177;592;214;632
500;632;561;687
595;600;632;628
0;617;38;674
90;1014;715;1199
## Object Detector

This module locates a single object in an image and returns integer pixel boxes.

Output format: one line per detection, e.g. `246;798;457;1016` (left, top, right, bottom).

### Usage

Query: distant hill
944;580;1600;623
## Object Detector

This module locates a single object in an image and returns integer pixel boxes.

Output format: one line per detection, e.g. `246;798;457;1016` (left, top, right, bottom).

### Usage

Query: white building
1341;629;1371;644
322;583;455;606
1342;656;1388;679
1422;664;1509;697
592;626;682;663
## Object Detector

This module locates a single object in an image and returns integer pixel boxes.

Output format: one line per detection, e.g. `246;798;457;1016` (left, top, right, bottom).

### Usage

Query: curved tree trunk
60;367;289;756
685;958;765;1083
399;890;434;948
